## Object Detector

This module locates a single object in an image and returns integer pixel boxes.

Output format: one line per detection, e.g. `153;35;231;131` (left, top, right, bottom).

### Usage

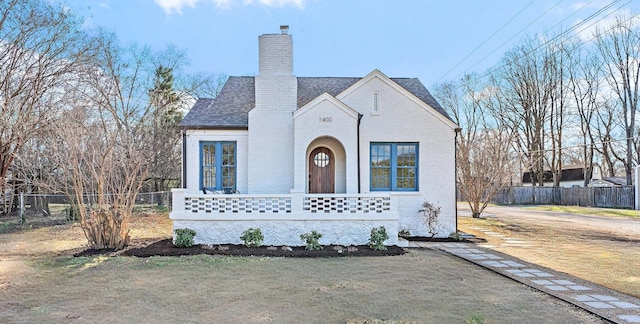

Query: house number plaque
319;117;333;122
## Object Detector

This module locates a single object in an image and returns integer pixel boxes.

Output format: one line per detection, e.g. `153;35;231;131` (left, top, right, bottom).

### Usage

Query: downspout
357;113;364;193
182;130;187;189
454;127;462;232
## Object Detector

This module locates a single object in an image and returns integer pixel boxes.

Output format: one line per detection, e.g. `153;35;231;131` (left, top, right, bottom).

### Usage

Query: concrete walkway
408;241;640;324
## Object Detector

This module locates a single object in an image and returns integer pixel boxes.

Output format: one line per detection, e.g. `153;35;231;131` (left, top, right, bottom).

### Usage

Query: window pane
371;144;392;190
396;145;415;166
371;143;418;191
201;142;236;190
202;143;216;189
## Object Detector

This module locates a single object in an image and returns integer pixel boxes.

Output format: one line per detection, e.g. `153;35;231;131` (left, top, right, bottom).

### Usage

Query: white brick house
170;26;458;246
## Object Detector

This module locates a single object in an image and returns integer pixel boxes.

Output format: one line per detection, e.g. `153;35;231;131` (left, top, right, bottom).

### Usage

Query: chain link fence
0;191;172;232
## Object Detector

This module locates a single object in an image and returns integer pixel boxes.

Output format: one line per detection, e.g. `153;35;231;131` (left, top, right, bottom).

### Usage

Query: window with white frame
200;141;236;191
370;143;418;191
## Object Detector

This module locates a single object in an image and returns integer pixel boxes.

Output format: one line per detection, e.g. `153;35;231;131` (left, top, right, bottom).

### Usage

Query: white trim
293;92;359;120
336;69;458;129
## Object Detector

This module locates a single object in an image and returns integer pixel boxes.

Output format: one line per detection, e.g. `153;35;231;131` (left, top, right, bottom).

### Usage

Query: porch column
290;189;304;213
171;188;187;217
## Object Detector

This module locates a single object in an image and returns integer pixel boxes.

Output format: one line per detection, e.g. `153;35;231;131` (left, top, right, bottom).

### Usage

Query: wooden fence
488;186;635;209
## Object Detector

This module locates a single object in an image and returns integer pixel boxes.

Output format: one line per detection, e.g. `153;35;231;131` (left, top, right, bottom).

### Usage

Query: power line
434;0;537;84
436;0;636;91
452;0;626;83
436;0;566;84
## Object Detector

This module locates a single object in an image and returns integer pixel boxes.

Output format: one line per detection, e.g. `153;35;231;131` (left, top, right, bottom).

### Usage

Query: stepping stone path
469;226;532;247
409;242;640;323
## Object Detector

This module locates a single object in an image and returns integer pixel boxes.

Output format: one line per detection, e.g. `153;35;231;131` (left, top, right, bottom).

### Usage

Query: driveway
460;204;640;239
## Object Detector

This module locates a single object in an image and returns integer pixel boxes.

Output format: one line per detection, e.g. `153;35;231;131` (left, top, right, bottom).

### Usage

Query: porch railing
303;195;391;213
184;195;292;214
173;189;393;216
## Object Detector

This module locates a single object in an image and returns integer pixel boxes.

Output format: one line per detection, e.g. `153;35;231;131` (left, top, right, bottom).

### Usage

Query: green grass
524;205;640;218
465;313;486;324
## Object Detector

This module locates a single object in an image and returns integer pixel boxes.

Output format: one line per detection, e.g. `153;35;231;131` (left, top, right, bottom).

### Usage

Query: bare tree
10;129;63;215
593;98;626;177
58;33;158;250
545;37;575;187
0;0;90;199
491;35;558;187
568;51;604;186
435;74;514;218
593;16;640;185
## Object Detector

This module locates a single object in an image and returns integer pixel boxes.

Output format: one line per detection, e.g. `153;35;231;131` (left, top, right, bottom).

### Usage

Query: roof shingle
180;75;451;129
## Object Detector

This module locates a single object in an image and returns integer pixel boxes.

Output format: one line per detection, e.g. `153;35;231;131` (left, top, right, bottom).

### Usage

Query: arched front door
309;147;335;193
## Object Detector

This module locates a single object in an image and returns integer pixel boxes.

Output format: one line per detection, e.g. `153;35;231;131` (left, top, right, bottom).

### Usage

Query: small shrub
240;228;264;247
368;226;389;251
449;231;463;241
300;230;323;250
419;201;443;238
174;228;196;248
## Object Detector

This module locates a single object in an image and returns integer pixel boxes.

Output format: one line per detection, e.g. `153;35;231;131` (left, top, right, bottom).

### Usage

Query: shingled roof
180;76;451;129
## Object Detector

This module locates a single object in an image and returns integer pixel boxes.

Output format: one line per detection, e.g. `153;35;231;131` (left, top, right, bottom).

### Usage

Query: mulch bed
73;235;485;258
75;238;406;258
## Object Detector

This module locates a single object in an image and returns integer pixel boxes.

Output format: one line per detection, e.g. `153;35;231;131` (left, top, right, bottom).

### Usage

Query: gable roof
180;75;451;129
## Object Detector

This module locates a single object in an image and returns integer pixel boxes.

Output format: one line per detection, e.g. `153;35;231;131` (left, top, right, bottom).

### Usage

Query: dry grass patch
0;212;606;323
459;215;640;298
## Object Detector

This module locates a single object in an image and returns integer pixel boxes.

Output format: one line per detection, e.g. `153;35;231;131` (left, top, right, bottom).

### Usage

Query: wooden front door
309;147;335;193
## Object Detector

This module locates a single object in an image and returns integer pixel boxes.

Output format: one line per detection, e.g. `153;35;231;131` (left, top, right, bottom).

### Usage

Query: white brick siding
338;72;457;237
183;130;248;194
258;34;293;76
293;94;359;194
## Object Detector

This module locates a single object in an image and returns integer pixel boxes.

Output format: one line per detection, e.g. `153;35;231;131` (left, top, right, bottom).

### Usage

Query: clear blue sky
70;0;639;89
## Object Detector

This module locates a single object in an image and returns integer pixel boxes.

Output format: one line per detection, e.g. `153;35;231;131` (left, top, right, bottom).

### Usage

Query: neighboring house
522;164;591;187
588;178;628;187
522;164;629;188
170;26;458;246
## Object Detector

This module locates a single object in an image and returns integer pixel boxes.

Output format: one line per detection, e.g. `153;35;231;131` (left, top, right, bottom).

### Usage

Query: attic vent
280;25;289;34
372;91;380;115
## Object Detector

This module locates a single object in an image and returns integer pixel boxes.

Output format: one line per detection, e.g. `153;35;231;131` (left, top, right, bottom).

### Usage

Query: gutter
182;130;187;189
357;113;364;193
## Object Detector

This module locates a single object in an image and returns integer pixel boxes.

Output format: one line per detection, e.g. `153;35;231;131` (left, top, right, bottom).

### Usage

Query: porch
170;189;399;246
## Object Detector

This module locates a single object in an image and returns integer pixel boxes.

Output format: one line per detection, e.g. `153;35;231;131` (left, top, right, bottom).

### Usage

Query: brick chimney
249;26;297;193
258;26;293;76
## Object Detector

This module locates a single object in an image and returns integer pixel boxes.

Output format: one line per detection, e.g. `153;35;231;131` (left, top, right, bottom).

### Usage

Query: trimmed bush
174;228;196;248
300;230;323;250
368;226;389;251
240;228;264;247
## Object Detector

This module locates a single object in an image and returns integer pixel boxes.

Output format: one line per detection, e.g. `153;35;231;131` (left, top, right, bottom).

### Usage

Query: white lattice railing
173;190;393;215
184;195;292;214
303;195;391;213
